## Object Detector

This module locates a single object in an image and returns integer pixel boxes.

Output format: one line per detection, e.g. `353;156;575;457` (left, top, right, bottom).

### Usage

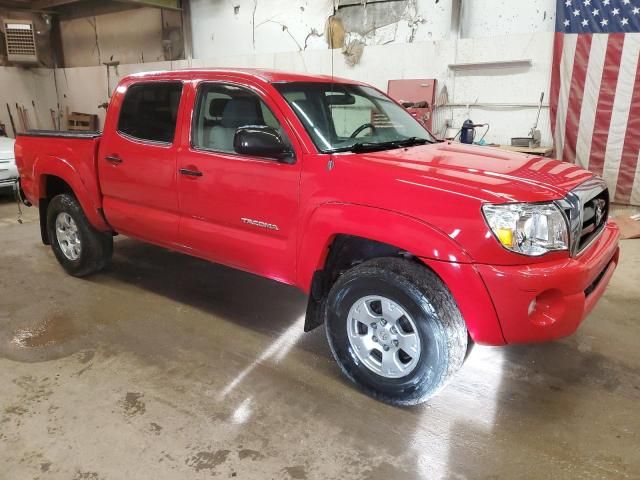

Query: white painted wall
190;0;455;57
187;0;557;144
191;0;334;56
461;0;556;38
190;0;557;56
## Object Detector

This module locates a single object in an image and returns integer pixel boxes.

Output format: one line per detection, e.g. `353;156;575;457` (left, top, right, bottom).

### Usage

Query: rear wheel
46;194;113;277
325;258;467;406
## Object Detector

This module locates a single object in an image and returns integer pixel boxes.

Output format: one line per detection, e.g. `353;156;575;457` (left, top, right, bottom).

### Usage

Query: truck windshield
274;82;437;154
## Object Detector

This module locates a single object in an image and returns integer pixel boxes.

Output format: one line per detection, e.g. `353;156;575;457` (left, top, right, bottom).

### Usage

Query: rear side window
118;82;183;143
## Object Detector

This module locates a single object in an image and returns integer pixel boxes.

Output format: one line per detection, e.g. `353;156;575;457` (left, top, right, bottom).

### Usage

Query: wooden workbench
497;145;554;157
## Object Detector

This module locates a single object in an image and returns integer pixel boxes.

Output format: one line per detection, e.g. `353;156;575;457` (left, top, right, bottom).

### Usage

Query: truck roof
126;68;363;86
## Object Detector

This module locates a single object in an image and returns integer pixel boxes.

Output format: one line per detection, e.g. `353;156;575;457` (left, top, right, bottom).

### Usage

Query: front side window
118;82;183;143
192;83;289;154
274;82;437;153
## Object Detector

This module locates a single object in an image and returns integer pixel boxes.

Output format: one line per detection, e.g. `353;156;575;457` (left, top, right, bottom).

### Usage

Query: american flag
551;0;640;205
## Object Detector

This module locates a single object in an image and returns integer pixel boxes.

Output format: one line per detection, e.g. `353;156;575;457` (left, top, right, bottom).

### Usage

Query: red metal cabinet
387;79;437;130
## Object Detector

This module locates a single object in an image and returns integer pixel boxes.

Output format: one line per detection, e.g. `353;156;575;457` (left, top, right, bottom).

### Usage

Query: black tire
465;334;475;363
325;257;467;406
46;193;113;277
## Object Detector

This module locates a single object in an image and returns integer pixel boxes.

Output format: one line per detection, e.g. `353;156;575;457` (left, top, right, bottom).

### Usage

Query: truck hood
0;137;16;162
353;142;593;203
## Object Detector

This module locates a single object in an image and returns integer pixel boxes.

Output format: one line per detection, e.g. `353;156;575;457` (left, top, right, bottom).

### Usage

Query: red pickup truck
15;69;619;405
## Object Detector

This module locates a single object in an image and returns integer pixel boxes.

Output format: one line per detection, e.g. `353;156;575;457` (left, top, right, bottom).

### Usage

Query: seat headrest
220;98;261;128
209;98;229;118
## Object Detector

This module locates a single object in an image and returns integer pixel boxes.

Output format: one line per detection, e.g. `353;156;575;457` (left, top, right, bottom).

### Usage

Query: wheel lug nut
393;340;399;347
370;323;377;329
372;336;378;343
390;326;397;334
383;345;390;351
380;319;387;326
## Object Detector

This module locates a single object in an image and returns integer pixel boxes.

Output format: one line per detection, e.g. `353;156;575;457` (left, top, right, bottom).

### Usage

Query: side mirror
233;125;294;163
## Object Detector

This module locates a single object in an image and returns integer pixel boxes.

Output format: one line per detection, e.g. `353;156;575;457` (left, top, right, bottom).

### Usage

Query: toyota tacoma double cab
15;69;619;405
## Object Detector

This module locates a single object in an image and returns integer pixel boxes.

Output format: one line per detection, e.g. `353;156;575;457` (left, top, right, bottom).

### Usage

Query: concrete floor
1;195;639;480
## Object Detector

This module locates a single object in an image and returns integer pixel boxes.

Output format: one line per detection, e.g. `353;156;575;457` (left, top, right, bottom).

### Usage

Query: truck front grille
557;177;609;257
578;189;609;252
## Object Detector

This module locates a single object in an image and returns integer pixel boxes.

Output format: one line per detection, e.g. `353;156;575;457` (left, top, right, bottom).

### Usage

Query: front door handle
105;155;123;165
179;168;203;177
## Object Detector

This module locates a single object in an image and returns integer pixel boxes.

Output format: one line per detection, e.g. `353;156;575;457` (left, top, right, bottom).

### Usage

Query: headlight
482;203;569;256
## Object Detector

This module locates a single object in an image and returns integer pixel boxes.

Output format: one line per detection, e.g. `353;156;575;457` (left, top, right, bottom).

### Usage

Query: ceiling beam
113;0;180;10
0;0;181;13
0;0;35;10
31;0;84;9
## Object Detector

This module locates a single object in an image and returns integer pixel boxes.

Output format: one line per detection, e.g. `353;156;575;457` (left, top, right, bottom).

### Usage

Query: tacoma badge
241;218;279;231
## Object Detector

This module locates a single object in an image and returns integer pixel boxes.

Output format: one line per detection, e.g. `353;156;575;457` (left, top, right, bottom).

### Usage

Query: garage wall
49;31;552;146
185;31;553;146
190;0;557;55
190;0;454;57
3;0;557;146
0;67;58;137
461;0;556;38
59;7;181;67
186;0;557;145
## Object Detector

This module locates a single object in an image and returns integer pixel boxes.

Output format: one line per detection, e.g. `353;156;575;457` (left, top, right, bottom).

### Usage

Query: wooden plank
67;112;97;132
498;145;554;157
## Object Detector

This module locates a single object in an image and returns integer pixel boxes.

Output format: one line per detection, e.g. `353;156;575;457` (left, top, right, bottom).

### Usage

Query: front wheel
46;193;113;277
325;258;467;406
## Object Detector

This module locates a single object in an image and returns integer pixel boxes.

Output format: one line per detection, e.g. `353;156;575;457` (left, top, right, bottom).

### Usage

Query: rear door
98;80;184;246
177;79;303;283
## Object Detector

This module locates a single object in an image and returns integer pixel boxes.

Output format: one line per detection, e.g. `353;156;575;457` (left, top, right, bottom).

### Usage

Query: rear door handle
179;168;203;177
105;155;123;165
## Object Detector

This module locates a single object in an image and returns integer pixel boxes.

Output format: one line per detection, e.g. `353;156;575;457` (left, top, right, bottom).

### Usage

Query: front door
177;80;302;284
98;81;184;246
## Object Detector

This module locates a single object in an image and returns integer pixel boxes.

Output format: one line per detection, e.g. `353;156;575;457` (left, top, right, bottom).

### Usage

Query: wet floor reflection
219;316;306;398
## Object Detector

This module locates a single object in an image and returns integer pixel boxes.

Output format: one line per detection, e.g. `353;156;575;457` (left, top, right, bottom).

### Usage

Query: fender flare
296;202;472;292
33;154;110;231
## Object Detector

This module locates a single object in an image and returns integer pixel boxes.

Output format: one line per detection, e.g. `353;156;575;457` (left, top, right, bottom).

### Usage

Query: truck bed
15;130;106;231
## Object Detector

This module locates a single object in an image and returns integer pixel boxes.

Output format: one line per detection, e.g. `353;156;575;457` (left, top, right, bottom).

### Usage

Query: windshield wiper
332;142;385;153
324;137;432;154
393;137;432;147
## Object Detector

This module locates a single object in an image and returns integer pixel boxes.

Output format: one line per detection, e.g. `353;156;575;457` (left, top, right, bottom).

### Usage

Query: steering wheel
350;123;376;138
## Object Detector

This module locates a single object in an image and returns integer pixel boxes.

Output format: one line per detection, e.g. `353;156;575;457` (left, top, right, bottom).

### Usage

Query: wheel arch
297;203;472;332
34;155;110;244
45;192;114;277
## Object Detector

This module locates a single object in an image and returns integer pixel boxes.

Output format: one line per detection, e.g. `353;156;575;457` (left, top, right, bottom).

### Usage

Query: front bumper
0;160;18;189
476;222;620;344
0;178;18;190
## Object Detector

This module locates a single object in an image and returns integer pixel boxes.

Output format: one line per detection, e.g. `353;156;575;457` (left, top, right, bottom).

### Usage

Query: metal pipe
436;103;551;109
